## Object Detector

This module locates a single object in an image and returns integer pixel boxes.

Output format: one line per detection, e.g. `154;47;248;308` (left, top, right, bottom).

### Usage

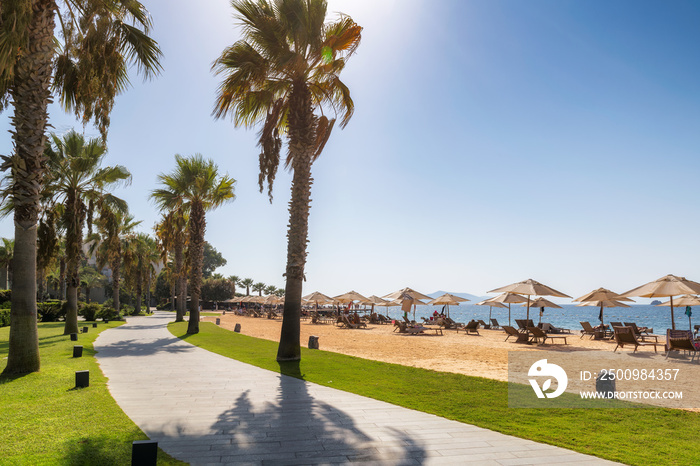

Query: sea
378;304;697;334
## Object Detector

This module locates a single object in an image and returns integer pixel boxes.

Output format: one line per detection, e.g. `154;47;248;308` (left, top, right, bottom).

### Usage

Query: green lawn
169;321;699;466
0;322;186;466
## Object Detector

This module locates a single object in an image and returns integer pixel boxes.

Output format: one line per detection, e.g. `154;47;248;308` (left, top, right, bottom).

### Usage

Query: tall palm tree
151;154;235;334
131;233;157;314
212;0;361;361
240;278;255;296
264;285;277;296
89;206;140;313
252;282;266;296
154;211;188;322
0;0;161;374
228;275;240;296
44;130;131;335
0;238;14;289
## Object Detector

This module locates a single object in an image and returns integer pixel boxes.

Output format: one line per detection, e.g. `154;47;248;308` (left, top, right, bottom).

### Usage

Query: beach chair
477;319;491;329
503;326;529;343
490;318;502;329
463;320;480;335
407;324;428;335
340;315;366;329
580;321;610;339
393;321;407;333
528;327;568;346
613;326;658;353
665;329;698;361
624;322;656;341
515;319;529;333
694;324;700;336
609;322;624;329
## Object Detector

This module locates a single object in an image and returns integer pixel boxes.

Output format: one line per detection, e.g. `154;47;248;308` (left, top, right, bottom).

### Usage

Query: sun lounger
393;321;407;333
477;320;491;329
503;326;529;343
515;319;535;333
613;326;658;353
490;318;502;329
463;320;480;335
665;329;698;361
624;322;656;341
580;321;611;339
528;326;568;345
539;322;570;334
340;315;366;329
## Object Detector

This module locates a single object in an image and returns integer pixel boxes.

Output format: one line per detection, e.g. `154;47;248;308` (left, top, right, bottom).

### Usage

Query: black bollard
234;323;241;333
596;372;616;399
131;440;158;466
73;346;83;358
70;333;78;341
308;335;320;349
92;322;98;328
82;326;88;333
216;318;221;325
75;370;89;388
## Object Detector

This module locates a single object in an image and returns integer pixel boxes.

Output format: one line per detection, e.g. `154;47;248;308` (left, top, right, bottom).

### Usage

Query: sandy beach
201;313;700;410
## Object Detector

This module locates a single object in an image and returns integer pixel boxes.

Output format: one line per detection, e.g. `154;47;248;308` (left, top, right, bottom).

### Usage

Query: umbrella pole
489;306;492;321
600;303;604;327
526;296;531;323
508;303;511;326
671;296;676;330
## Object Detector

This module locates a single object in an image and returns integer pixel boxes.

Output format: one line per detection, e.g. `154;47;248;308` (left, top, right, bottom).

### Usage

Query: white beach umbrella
656;295;700;331
489;279;571;323
475;299;507;323
621;274;700;330
482;292;528;326
426;293;470;318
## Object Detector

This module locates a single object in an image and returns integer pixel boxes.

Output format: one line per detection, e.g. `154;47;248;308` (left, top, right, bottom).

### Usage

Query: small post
131;440;158;466
82;326;88;333
234;323;241;333
92;322;97;328
73;346;83;358
308;335;319;349
70;333;78;341
216;318;221;325
75;370;89;388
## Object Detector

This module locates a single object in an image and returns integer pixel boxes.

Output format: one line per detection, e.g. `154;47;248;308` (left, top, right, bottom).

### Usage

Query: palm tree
131;233;157;314
264;285;277;296
252;282;266;296
79;265;105;303
151;154;235;334
228;275;240;296
89;206;140;314
44;130;131;335
154;212;188;321
0;0;161;374
0;238;14;289
240;278;255;296
212;0;361;361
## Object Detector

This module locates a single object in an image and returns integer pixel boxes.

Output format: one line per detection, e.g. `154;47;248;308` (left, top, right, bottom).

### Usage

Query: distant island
650;300;662;305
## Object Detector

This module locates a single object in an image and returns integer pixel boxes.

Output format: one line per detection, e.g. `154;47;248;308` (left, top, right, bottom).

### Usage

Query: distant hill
427;290;491;303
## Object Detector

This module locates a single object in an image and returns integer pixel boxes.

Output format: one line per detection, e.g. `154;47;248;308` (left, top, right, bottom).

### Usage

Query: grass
169;321;699;466
0;322;186;466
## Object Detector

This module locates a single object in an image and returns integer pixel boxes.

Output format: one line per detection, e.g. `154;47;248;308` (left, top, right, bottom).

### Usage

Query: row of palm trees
228;276;283;298
1;0;361;373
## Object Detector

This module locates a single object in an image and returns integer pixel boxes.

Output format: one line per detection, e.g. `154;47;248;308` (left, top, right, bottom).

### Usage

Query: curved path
94;312;619;465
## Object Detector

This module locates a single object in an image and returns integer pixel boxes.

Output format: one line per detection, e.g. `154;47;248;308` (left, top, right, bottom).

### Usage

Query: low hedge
0;308;9;327
79;303;102;321
0;289;10;304
36;300;67;322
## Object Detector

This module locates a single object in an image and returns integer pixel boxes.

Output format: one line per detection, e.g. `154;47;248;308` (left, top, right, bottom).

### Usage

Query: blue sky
1;0;699;300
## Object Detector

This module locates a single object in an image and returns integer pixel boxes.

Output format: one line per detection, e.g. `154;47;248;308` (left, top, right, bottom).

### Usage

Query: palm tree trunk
277;81;315;362
3;0;57;374
135;267;142;315
64;194;83;335
186;201;206;334
111;256;121;313
59;256;66;300
175;239;186;322
36;257;46;302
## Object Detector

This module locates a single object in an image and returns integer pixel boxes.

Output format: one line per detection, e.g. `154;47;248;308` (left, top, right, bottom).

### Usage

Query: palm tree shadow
206;360;426;464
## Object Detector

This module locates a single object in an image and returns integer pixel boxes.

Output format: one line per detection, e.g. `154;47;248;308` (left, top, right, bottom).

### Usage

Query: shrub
121;304;136;316
0;289;10;304
37;300;67;322
0;308;9;327
80;303;102;321
0;300;11;309
96;306;121;321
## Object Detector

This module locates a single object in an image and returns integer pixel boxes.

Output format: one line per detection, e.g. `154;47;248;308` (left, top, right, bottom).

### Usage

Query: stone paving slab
94;312;621;466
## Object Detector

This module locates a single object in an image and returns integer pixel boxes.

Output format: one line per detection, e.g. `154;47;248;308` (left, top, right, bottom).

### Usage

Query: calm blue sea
380;304;697;334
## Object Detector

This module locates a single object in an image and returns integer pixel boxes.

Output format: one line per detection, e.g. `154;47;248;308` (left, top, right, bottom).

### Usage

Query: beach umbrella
364;295;390;315
656;295;700;331
482;292;528;326
621;274;700;330
489;279;571;323
475;299;507;323
302;291;335;316
373;298;401;319
574;287;633;326
521;297;562;324
382;288;430;321
426;293;470;318
333;290;370;312
576;299;631;327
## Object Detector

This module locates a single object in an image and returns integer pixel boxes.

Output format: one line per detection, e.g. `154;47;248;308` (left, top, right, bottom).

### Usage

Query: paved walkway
94;312;620;465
